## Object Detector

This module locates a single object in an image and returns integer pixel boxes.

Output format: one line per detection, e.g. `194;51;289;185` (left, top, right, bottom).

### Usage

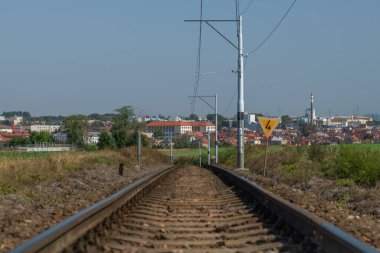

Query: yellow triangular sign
258;117;280;137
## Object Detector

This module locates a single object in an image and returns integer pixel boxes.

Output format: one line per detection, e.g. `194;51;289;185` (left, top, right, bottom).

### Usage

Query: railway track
11;165;378;253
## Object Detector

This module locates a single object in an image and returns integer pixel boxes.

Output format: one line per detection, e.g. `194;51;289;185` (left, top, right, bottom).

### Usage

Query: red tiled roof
1;132;29;137
147;121;215;127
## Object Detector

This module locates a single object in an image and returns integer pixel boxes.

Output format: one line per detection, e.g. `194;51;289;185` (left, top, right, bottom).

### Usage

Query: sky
0;0;379;117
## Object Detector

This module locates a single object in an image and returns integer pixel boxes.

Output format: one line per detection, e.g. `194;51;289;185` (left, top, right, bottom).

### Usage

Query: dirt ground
0;162;169;252
229;167;380;249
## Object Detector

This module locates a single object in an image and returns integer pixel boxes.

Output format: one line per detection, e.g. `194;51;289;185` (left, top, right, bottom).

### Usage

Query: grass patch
219;144;380;187
0;148;169;195
0;151;53;160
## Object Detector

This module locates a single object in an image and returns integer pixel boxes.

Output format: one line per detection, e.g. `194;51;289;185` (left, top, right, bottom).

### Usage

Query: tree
280;115;291;129
5;136;29;147
206;114;225;130
113;106;135;129
153;130;165;139
189;113;199;121
111;106;144;148
64;115;89;146
29;131;51;143
174;134;198;148
2;111;31;119
298;121;316;137
97;131;116;149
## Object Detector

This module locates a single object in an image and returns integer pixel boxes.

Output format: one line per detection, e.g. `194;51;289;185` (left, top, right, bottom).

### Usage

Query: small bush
336;178;356;187
83;144;99;151
308;144;326;163
323;145;380;187
0;183;16;195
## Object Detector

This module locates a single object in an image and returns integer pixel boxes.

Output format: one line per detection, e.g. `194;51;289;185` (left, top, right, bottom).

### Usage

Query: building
84;132;100;144
328;116;372;127
30;125;61;133
0;125;13;133
10;116;23;125
53;133;68;143
146;121;215;139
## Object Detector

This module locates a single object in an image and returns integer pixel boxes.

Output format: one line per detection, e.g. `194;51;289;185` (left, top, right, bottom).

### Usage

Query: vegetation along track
11;166;378;253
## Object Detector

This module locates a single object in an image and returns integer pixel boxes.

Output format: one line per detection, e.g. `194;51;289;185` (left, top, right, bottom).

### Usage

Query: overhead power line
222;86;238;115
247;0;297;56
241;0;255;15
191;0;203;114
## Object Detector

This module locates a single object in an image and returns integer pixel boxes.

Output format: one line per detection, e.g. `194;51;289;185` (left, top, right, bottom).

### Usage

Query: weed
0;183;16;195
336;178;356;187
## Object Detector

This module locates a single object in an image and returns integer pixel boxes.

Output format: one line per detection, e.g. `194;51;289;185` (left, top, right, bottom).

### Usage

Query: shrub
323;145;380;187
308;144;326;163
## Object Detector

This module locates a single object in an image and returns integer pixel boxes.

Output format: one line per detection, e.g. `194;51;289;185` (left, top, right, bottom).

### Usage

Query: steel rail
208;165;379;253
10;165;178;253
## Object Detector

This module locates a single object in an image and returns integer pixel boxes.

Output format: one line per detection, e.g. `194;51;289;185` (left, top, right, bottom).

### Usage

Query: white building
146;121;216;139
244;113;256;125
53;133;67;143
0;125;13;133
84;132;100;144
10;116;23;125
30;125;61;133
0;116;5;122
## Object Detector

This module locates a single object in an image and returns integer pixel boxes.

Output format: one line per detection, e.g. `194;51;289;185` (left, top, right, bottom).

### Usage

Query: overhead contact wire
191;0;203;114
247;0;297;56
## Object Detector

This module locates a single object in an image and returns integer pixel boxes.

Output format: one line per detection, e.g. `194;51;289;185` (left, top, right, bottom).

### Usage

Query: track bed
99;166;307;252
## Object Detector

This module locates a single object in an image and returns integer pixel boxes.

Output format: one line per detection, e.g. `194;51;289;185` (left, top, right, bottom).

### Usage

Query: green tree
189;113;200;121
280;115;291;129
206;114;225;130
97;131;116;149
6;136;29;147
111;106;143;148
29;131;52;143
174;134;198;148
153;130;165;139
64;115;89;146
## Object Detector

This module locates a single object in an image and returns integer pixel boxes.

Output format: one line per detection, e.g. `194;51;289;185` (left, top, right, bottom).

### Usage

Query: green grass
0;151;53;160
159;147;233;157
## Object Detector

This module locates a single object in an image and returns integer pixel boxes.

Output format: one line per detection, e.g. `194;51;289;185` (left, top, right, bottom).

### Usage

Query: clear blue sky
0;0;379;117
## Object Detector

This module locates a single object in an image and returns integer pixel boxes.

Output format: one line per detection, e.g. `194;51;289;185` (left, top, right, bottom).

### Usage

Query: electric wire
246;0;297;56
220;0;240;116
222;86;238;115
241;0;255;15
191;0;203;114
199;70;232;75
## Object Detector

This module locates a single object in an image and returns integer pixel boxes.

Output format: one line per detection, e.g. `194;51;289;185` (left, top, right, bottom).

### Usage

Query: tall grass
0;148;168;195
317;145;380;186
219;144;380;187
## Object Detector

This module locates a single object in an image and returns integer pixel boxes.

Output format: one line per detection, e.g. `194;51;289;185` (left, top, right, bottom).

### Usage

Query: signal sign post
258;117;279;176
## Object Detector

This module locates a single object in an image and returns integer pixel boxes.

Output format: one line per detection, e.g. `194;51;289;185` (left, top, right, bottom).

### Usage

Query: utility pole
207;131;211;165
185;15;245;169
170;133;173;164
189;94;218;164
237;15;245;169
137;130;141;171
198;141;202;167
215;94;218;164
